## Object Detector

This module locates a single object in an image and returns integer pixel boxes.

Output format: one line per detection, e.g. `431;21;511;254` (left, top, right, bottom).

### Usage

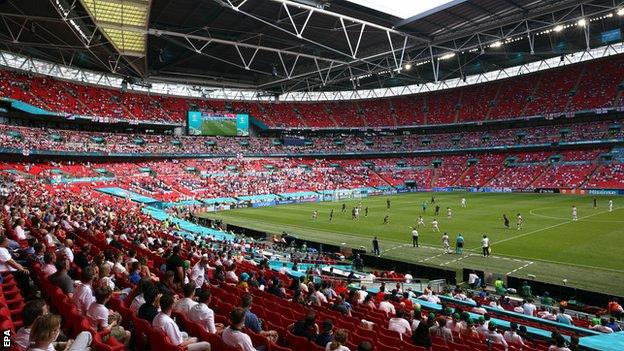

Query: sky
344;0;457;19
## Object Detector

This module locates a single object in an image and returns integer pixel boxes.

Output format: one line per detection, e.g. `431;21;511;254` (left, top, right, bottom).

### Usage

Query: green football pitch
201;120;237;136
199;193;624;296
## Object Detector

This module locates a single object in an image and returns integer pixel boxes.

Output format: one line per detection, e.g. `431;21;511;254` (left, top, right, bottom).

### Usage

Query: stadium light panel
344;0;455;19
618;8;624;16
404;62;412;70
490;41;502;48
577;19;586;27
554;25;564;32
440;53;455;60
79;0;149;56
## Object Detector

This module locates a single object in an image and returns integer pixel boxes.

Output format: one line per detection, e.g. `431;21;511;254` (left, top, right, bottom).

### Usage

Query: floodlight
577;19;586;27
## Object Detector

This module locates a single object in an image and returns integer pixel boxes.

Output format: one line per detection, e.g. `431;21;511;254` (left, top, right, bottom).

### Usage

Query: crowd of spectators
1;120;621;157
0;169;613;351
1;54;624;127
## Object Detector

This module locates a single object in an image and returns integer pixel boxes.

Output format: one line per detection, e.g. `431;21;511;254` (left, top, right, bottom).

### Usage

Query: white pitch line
380;243;410;254
419;252;448;263
487;207;617;248
440;253;474;266
507;261;534;275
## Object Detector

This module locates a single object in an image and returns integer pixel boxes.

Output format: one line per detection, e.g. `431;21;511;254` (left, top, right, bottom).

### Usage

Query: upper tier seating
1;54;623;127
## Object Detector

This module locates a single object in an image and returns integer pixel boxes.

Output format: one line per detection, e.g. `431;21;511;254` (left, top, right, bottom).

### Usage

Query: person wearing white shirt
313;288;328;305
0;235;28;273
591;319;614;333
484;323;508;350
86;287;113;332
191;255;210;289
471;302;487;315
15;300;56;351
482;235;490;257
503;322;525;347
387;310;412;340
189;289;222;334
26;313;92;351
14;218;28;240
222;307;260;351
174;283;198;315
549;335;572;351
58;239;75;263
522;299;537;316
153;294;211;351
468;271;481;288
73;267;96;314
378;296;396;315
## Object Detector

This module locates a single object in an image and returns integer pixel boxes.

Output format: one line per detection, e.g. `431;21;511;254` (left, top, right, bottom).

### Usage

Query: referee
411;227;419;247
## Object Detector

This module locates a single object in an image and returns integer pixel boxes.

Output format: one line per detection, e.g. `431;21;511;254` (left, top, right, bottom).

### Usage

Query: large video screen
187;111;249;136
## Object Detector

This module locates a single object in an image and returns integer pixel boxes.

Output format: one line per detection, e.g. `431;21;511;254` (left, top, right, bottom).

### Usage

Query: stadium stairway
520;73;544;116
485;82;503;120
563;63;588;113
528;163;552;188
452;163;475;186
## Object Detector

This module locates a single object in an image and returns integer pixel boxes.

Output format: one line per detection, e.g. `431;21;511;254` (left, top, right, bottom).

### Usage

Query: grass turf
201;120;237;136
199;192;624;296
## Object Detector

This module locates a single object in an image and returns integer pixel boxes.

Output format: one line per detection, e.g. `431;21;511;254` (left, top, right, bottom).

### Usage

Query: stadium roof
0;0;622;95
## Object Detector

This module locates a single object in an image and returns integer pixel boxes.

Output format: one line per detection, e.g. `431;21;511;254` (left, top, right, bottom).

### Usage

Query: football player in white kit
572;205;578;221
609;199;613;212
417;216;425;227
461;197;466;208
432;219;440;232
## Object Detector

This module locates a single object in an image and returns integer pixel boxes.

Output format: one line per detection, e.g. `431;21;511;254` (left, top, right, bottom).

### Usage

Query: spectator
138;287;161;324
606;317;622;332
41;252;57;277
129;261;142;285
429;317;453;343
555;307;573;325
484;322;508;350
315;320;334;347
27;313;92;351
72;265;96;314
153;293;211;351
191;254;210;290
356;341;373;351
86;286;130;346
388;308;412;340
326;328;349;351
222;307;261;351
522;299;537;316
412;314;433;348
548;334;571;351
48;259;74;298
15;300;54;351
130;278;155;313
289;311;319;341
73;244;91;270
189;288;222;334
591;318;614;333
378;294;396;315
503;322;525;347
174;282;198;315
166;245;185;283
240;294;277;342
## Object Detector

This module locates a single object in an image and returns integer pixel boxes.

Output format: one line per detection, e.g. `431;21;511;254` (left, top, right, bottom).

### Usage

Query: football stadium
0;0;623;350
